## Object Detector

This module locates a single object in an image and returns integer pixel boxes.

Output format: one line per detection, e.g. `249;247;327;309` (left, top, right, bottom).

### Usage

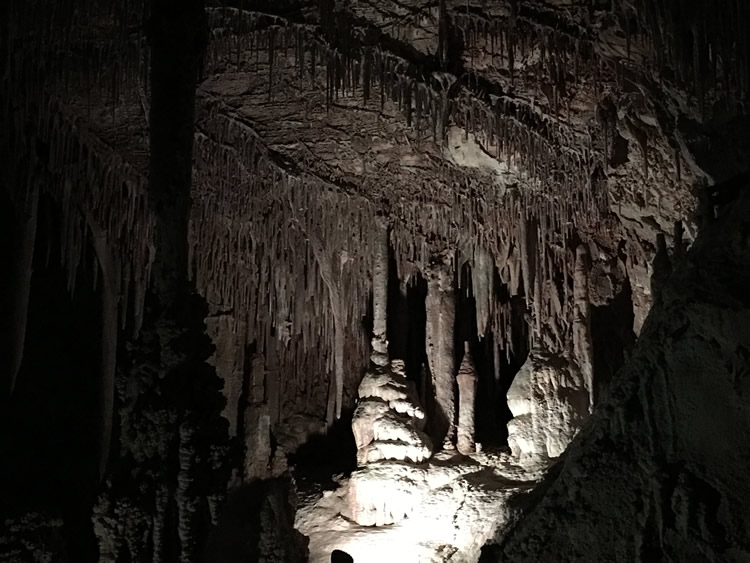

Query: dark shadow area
386;249;428;385
455;263;527;448
0;194;101;562
591;278;636;402
0;187;16;376
331;549;354;563
288;408;357;490
205;474;308;563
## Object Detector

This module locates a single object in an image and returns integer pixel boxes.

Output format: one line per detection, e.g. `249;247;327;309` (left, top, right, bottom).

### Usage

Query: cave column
456;342;478;455
573;244;594;411
371;217;389;367
425;251;456;449
244;354;272;480
520;214;541;346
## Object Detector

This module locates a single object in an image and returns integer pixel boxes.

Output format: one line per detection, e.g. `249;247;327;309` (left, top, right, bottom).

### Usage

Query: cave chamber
2;0;750;562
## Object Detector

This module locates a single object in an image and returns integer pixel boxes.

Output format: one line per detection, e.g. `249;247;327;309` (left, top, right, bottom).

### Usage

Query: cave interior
2;0;750;561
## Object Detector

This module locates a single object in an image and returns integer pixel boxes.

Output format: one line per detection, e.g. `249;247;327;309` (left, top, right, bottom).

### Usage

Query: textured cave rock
484;192;750;561
346;462;429;526
0;512;67;563
207;475;309;563
506;351;590;463
351;359;431;466
300;451;535;561
3;0;750;560
425;252;458;448
456;341;479;455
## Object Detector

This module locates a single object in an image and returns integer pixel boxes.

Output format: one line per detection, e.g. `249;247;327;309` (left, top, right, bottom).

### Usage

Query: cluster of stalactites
452;90;606;224
389;192;590;364
6;0;150;124
3;0;156;340
203;7;604;212
617;0;750;110
453;6;598;88
3;90;154;337
191;105;379;417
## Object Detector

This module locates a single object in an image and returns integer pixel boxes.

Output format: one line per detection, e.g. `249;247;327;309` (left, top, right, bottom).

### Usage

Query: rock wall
506;351;590;464
485;191;750;561
3;0;750;560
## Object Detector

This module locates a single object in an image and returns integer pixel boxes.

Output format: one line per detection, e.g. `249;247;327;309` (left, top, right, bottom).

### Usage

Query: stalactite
573;244;594;410
7;175;39;396
472;245;494;340
89;216;120;480
371;217;389;367
519;214;538;344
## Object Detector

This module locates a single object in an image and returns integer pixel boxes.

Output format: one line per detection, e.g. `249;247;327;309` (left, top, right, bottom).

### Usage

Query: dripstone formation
2;0;749;561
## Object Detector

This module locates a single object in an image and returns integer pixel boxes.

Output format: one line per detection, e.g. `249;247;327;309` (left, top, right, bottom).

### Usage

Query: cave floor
295;450;545;563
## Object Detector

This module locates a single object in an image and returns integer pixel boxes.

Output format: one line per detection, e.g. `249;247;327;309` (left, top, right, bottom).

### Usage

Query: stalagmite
456;342;478;455
371;217;389;367
573;244;594;410
425;251;456;448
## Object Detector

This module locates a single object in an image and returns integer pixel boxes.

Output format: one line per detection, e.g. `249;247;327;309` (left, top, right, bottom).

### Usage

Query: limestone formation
351;360;432;466
573;244;595;410
4;0;750;560
456;342;478;455
490;185;750;563
506;351;590;463
346;462;429;527
371;218;389;368
242;354;276;481
425;252;457;449
301;451;531;559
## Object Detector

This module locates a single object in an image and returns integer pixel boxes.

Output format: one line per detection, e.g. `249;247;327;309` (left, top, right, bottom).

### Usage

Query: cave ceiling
4;0;750;411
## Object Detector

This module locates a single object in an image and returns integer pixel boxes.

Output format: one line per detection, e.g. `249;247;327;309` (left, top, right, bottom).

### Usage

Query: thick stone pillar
573;245;594;410
371;218;389;367
244;354;272;480
425;251;456;448
456;342;478;455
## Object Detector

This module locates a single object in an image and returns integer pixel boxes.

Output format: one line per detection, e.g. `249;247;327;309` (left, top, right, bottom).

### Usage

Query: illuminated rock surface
297;451;545;563
506;352;590;463
484;193;750;561
353;360;432;465
2;0;750;561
